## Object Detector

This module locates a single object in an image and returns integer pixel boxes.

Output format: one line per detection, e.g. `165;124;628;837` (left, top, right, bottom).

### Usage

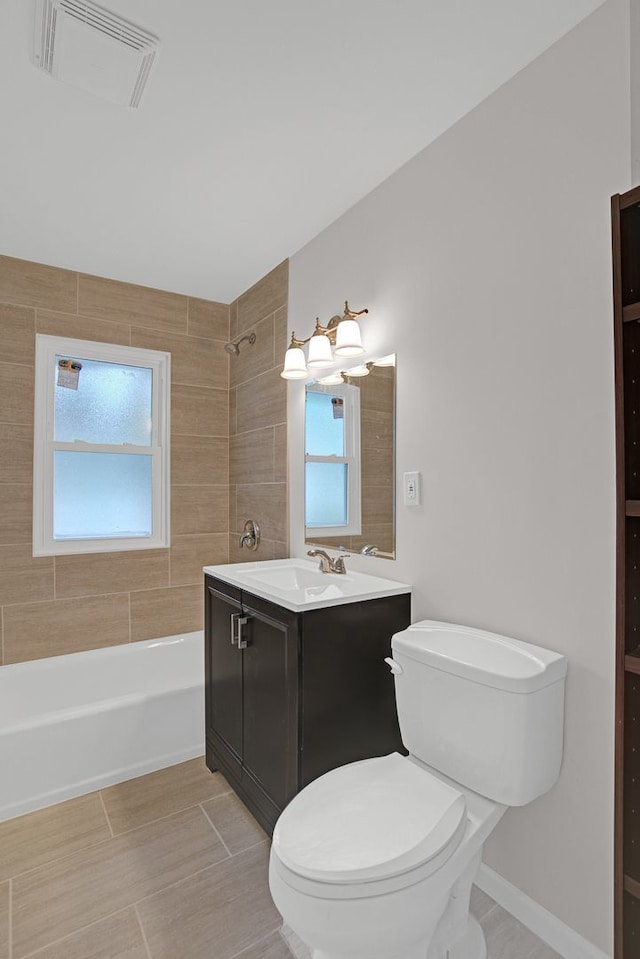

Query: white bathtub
0;631;205;823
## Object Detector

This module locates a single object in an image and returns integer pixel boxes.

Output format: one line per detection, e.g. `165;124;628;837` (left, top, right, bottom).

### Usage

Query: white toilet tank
391;621;567;806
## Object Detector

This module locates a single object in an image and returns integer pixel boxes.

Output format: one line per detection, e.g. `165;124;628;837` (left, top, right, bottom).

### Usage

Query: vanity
203;558;411;834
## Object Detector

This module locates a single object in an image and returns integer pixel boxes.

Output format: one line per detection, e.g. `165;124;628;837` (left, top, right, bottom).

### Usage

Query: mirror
304;355;395;559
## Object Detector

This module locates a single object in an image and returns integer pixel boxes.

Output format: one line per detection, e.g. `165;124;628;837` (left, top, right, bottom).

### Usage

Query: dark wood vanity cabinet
204;573;411;834
205;579;298;829
612;185;640;957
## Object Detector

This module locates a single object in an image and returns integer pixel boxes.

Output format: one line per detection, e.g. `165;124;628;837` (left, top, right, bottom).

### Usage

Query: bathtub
0;631;205;823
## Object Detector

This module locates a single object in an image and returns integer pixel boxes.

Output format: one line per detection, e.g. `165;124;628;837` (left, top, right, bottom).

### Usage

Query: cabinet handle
230;612;241;646
230;612;250;649
237;616;250;650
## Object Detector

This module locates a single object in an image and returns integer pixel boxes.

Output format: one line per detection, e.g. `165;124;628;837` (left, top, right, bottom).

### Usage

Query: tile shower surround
227;266;288;565
0;758;563;959
0;255;288;665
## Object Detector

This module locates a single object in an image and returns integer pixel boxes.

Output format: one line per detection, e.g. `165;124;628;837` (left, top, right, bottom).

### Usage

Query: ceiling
0;0;606;302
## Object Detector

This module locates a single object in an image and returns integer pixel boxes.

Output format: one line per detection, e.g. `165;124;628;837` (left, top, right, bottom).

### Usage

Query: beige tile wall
352;365;394;554
228;261;289;562
0;255;231;665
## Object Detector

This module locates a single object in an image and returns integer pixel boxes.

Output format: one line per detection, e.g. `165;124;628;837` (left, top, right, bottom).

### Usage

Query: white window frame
305;382;361;538
33;334;171;556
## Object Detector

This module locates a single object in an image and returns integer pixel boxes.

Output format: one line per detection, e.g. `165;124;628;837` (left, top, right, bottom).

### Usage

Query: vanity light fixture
372;354;396;368
342;363;371;377
316;353;394;385
317;372;345;386
281;301;368;380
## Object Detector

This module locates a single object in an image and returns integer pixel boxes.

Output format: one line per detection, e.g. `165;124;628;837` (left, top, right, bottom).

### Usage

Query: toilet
268;620;567;959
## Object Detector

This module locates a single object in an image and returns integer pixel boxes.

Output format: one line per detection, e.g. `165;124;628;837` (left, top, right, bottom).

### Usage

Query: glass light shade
281;346;308;379
317;373;344;386
344;363;370;377
307;332;333;368
372;353;396;367
334;319;364;356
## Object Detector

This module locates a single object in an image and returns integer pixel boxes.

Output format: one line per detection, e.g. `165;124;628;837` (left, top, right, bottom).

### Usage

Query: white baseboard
476;863;611;959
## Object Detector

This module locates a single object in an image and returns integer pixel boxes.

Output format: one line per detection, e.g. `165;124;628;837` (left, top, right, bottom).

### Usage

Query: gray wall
288;0;631;951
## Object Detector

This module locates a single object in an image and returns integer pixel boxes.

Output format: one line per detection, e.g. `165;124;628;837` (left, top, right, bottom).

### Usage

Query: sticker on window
57;359;82;391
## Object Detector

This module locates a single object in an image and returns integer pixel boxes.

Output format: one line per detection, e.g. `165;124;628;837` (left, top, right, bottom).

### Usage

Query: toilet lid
273;753;466;884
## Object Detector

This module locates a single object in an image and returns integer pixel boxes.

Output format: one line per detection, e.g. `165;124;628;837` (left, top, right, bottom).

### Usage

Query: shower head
224;332;256;356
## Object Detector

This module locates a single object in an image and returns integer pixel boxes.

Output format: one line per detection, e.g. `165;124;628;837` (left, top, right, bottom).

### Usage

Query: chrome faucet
307;548;349;574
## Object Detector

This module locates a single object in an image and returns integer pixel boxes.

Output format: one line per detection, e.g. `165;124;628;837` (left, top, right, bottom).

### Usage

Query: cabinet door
205;582;243;765
241;597;298;813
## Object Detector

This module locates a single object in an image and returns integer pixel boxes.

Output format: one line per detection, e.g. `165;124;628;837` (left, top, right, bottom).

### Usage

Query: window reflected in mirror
305;385;361;536
304;355;395;559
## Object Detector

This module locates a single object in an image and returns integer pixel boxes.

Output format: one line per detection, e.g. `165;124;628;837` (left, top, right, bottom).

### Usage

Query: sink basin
203;559;410;612
239;564;334;592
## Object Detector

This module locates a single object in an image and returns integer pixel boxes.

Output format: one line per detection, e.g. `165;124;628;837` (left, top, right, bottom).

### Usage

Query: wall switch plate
403;471;421;506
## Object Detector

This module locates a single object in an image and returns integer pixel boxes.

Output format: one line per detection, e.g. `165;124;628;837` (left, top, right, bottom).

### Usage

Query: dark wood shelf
625;875;640;902
613;186;640;956
620;185;640;211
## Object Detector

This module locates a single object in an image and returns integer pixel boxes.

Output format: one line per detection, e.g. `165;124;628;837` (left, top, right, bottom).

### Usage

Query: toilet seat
272;753;466;887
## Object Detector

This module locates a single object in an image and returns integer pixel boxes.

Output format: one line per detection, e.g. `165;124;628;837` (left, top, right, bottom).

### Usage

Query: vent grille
37;0;57;73
57;0;155;51
34;0;160;109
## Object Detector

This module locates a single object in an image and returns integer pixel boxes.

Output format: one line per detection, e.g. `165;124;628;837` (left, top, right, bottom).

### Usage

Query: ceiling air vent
33;0;160;109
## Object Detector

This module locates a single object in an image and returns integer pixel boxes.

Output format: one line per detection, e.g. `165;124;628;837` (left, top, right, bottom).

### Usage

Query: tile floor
0;759;562;959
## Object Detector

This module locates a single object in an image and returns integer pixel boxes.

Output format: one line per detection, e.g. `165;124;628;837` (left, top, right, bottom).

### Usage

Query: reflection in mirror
304;355;395;559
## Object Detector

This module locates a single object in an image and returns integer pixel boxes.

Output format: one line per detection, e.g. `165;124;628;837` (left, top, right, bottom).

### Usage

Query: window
305;383;361;537
33;335;170;556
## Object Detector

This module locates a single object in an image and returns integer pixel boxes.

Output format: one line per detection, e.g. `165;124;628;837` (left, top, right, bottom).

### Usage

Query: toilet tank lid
392;620;567;693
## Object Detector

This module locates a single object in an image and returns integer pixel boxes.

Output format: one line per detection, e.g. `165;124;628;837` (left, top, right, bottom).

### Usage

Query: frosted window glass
306;462;348;527
54;357;153;446
54;451;152;539
305;392;344;456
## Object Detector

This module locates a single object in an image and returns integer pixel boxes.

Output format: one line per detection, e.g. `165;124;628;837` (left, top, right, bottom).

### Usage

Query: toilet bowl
269;753;504;959
268;620;567;959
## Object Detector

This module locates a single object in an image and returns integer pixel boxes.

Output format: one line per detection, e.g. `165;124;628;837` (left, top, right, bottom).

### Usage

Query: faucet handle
332;554;350;573
239;519;260;551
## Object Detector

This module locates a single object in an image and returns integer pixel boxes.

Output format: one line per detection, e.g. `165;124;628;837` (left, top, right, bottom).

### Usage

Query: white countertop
203;558;411;612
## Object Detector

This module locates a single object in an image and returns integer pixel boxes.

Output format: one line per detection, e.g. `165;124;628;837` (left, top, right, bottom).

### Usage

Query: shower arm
225;332;257;355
